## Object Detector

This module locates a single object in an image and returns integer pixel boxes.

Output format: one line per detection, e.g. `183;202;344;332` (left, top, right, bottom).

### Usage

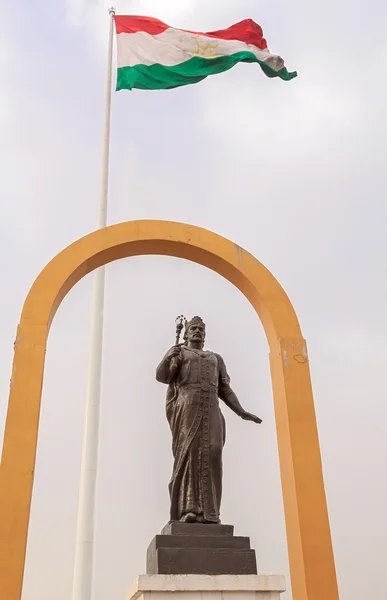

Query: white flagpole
72;7;116;600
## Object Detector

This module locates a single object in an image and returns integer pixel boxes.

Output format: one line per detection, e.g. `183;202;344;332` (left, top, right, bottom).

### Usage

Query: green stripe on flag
116;51;297;91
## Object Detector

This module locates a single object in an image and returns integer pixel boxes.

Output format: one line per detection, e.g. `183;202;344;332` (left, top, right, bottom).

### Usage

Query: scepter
175;315;186;345
170;316;186;379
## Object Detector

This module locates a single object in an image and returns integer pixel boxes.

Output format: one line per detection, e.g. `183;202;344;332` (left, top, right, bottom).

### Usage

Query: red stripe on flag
114;16;268;50
115;15;169;36
207;19;267;50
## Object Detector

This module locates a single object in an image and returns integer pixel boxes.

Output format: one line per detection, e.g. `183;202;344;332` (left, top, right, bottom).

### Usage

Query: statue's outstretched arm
218;385;244;416
217;354;262;424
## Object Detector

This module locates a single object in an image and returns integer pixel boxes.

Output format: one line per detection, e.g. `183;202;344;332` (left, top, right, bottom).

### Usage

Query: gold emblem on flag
191;35;219;58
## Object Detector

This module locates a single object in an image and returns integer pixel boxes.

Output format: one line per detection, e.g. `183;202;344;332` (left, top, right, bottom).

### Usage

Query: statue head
184;316;206;348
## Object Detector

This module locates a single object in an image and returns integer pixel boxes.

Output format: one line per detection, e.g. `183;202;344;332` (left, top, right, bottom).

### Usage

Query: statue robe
156;346;232;523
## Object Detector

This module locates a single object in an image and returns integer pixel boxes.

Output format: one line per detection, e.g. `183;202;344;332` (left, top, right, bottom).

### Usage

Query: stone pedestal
127;574;286;600
147;523;257;576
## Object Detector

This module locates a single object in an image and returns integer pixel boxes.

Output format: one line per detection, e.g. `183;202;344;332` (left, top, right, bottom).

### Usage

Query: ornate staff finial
175;315;186;345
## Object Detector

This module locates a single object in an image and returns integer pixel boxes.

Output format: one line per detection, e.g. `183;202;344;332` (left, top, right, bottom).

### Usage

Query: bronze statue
156;316;262;525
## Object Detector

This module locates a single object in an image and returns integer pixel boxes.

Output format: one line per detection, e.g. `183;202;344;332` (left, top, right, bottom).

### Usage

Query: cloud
0;8;17;125
198;74;361;157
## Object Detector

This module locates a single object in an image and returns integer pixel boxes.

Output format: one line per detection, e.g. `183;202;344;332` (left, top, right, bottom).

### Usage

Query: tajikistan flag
114;16;297;91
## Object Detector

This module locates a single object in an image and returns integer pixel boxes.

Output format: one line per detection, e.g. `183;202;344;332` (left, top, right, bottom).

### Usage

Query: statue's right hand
166;345;182;360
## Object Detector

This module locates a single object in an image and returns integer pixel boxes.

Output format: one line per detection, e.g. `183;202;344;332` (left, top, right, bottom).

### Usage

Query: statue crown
185;316;206;331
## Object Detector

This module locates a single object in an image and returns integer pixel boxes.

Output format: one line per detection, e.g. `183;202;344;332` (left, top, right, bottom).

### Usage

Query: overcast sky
1;1;387;599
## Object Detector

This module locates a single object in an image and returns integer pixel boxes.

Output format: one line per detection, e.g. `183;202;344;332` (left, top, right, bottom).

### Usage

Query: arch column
0;220;339;600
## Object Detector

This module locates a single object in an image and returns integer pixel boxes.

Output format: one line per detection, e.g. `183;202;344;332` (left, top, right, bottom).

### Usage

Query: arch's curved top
21;219;301;345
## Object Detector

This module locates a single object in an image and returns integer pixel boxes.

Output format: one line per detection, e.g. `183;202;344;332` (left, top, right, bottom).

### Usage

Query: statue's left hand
241;411;262;424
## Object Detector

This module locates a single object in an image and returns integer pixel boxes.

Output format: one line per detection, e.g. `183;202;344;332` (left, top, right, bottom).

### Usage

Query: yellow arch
0;220;339;600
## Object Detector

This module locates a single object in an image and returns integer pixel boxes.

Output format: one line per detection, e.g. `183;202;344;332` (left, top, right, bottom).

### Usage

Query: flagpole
72;7;116;600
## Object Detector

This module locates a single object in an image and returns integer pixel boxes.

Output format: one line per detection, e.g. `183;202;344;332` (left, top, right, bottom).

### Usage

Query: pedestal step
161;522;234;537
150;534;250;550
147;523;257;576
148;546;256;576
128;574;286;600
